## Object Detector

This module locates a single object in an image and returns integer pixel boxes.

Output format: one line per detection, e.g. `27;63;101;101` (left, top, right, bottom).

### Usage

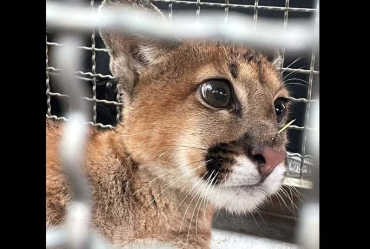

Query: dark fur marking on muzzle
204;142;237;184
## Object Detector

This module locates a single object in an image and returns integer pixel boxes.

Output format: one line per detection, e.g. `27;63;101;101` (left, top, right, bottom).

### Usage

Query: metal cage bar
46;35;52;116
299;1;319;179
279;0;290;74
91;0;98;124
224;0;229;22
152;0;316;12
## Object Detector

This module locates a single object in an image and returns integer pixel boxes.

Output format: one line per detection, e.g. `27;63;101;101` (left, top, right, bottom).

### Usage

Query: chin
200;162;286;215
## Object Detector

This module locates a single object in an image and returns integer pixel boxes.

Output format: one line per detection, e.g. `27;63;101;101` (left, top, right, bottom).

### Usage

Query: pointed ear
271;49;283;69
265;49;283;69
99;0;178;97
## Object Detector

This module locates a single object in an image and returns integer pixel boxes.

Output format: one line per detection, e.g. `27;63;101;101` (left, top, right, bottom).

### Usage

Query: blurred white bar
46;227;67;249
46;2;318;51
297;102;319;249
50;26;92;249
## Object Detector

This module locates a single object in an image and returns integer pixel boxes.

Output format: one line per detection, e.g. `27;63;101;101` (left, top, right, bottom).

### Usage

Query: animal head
100;0;290;214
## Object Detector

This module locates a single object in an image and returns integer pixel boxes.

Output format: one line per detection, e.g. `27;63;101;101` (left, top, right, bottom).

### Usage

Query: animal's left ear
265;49;283;69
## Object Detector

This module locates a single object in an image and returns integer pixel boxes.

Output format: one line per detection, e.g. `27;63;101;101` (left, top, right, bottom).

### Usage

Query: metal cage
46;0;319;248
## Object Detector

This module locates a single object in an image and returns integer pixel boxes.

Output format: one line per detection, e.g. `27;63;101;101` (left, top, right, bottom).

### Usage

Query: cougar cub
46;0;291;248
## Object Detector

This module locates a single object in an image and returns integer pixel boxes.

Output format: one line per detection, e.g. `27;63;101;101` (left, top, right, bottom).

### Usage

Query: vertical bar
48;0;92;248
280;0;290;72
299;4;319;179
91;0;97;124
280;1;290;177
168;2;173;23
46;35;52;116
52;33;92;249
253;0;259;30
224;0;229;23
297;0;319;242
196;0;200;21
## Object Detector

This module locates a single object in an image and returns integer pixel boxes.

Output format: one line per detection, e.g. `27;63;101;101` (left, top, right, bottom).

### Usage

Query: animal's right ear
99;0;177;98
264;48;283;69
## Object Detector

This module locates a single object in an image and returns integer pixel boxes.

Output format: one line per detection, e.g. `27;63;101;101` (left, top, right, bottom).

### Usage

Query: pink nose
252;145;286;179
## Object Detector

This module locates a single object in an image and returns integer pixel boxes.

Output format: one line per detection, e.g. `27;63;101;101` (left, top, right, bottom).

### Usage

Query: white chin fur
199;156;286;215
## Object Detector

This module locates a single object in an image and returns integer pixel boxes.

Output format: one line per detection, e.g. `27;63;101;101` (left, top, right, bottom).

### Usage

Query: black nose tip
252;145;286;179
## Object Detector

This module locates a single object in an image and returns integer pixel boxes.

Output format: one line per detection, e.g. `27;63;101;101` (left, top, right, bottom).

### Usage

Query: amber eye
274;98;288;124
201;80;232;108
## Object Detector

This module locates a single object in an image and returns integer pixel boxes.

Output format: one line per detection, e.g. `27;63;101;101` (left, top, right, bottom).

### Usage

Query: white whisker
290;185;305;199
158;147;171;158
256;210;265;224
281;187;301;215
281;55;305;74
148;163;206;207
195;172;219;234
180;171;214;234
172;170;209;219
275;192;283;211
276;191;293;214
280;188;296;217
284;78;309;84
212;172;227;219
251;212;261;230
133;159;209;195
269;196;274;208
189;172;217;242
285;82;308;88
283;65;310;80
160;144;207;151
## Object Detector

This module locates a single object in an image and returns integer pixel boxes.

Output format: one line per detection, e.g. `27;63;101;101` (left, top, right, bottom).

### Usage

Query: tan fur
46;1;291;248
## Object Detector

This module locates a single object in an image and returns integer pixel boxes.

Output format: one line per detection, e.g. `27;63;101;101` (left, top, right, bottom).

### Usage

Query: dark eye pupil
201;81;231;108
213;88;227;101
275;105;283;115
274;100;286;123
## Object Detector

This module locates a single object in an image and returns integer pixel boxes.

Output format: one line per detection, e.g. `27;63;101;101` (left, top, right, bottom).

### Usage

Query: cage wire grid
46;0;319;184
46;0;319;248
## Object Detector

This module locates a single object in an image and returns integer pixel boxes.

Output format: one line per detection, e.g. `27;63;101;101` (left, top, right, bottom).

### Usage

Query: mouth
198;166;286;215
227;183;262;192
